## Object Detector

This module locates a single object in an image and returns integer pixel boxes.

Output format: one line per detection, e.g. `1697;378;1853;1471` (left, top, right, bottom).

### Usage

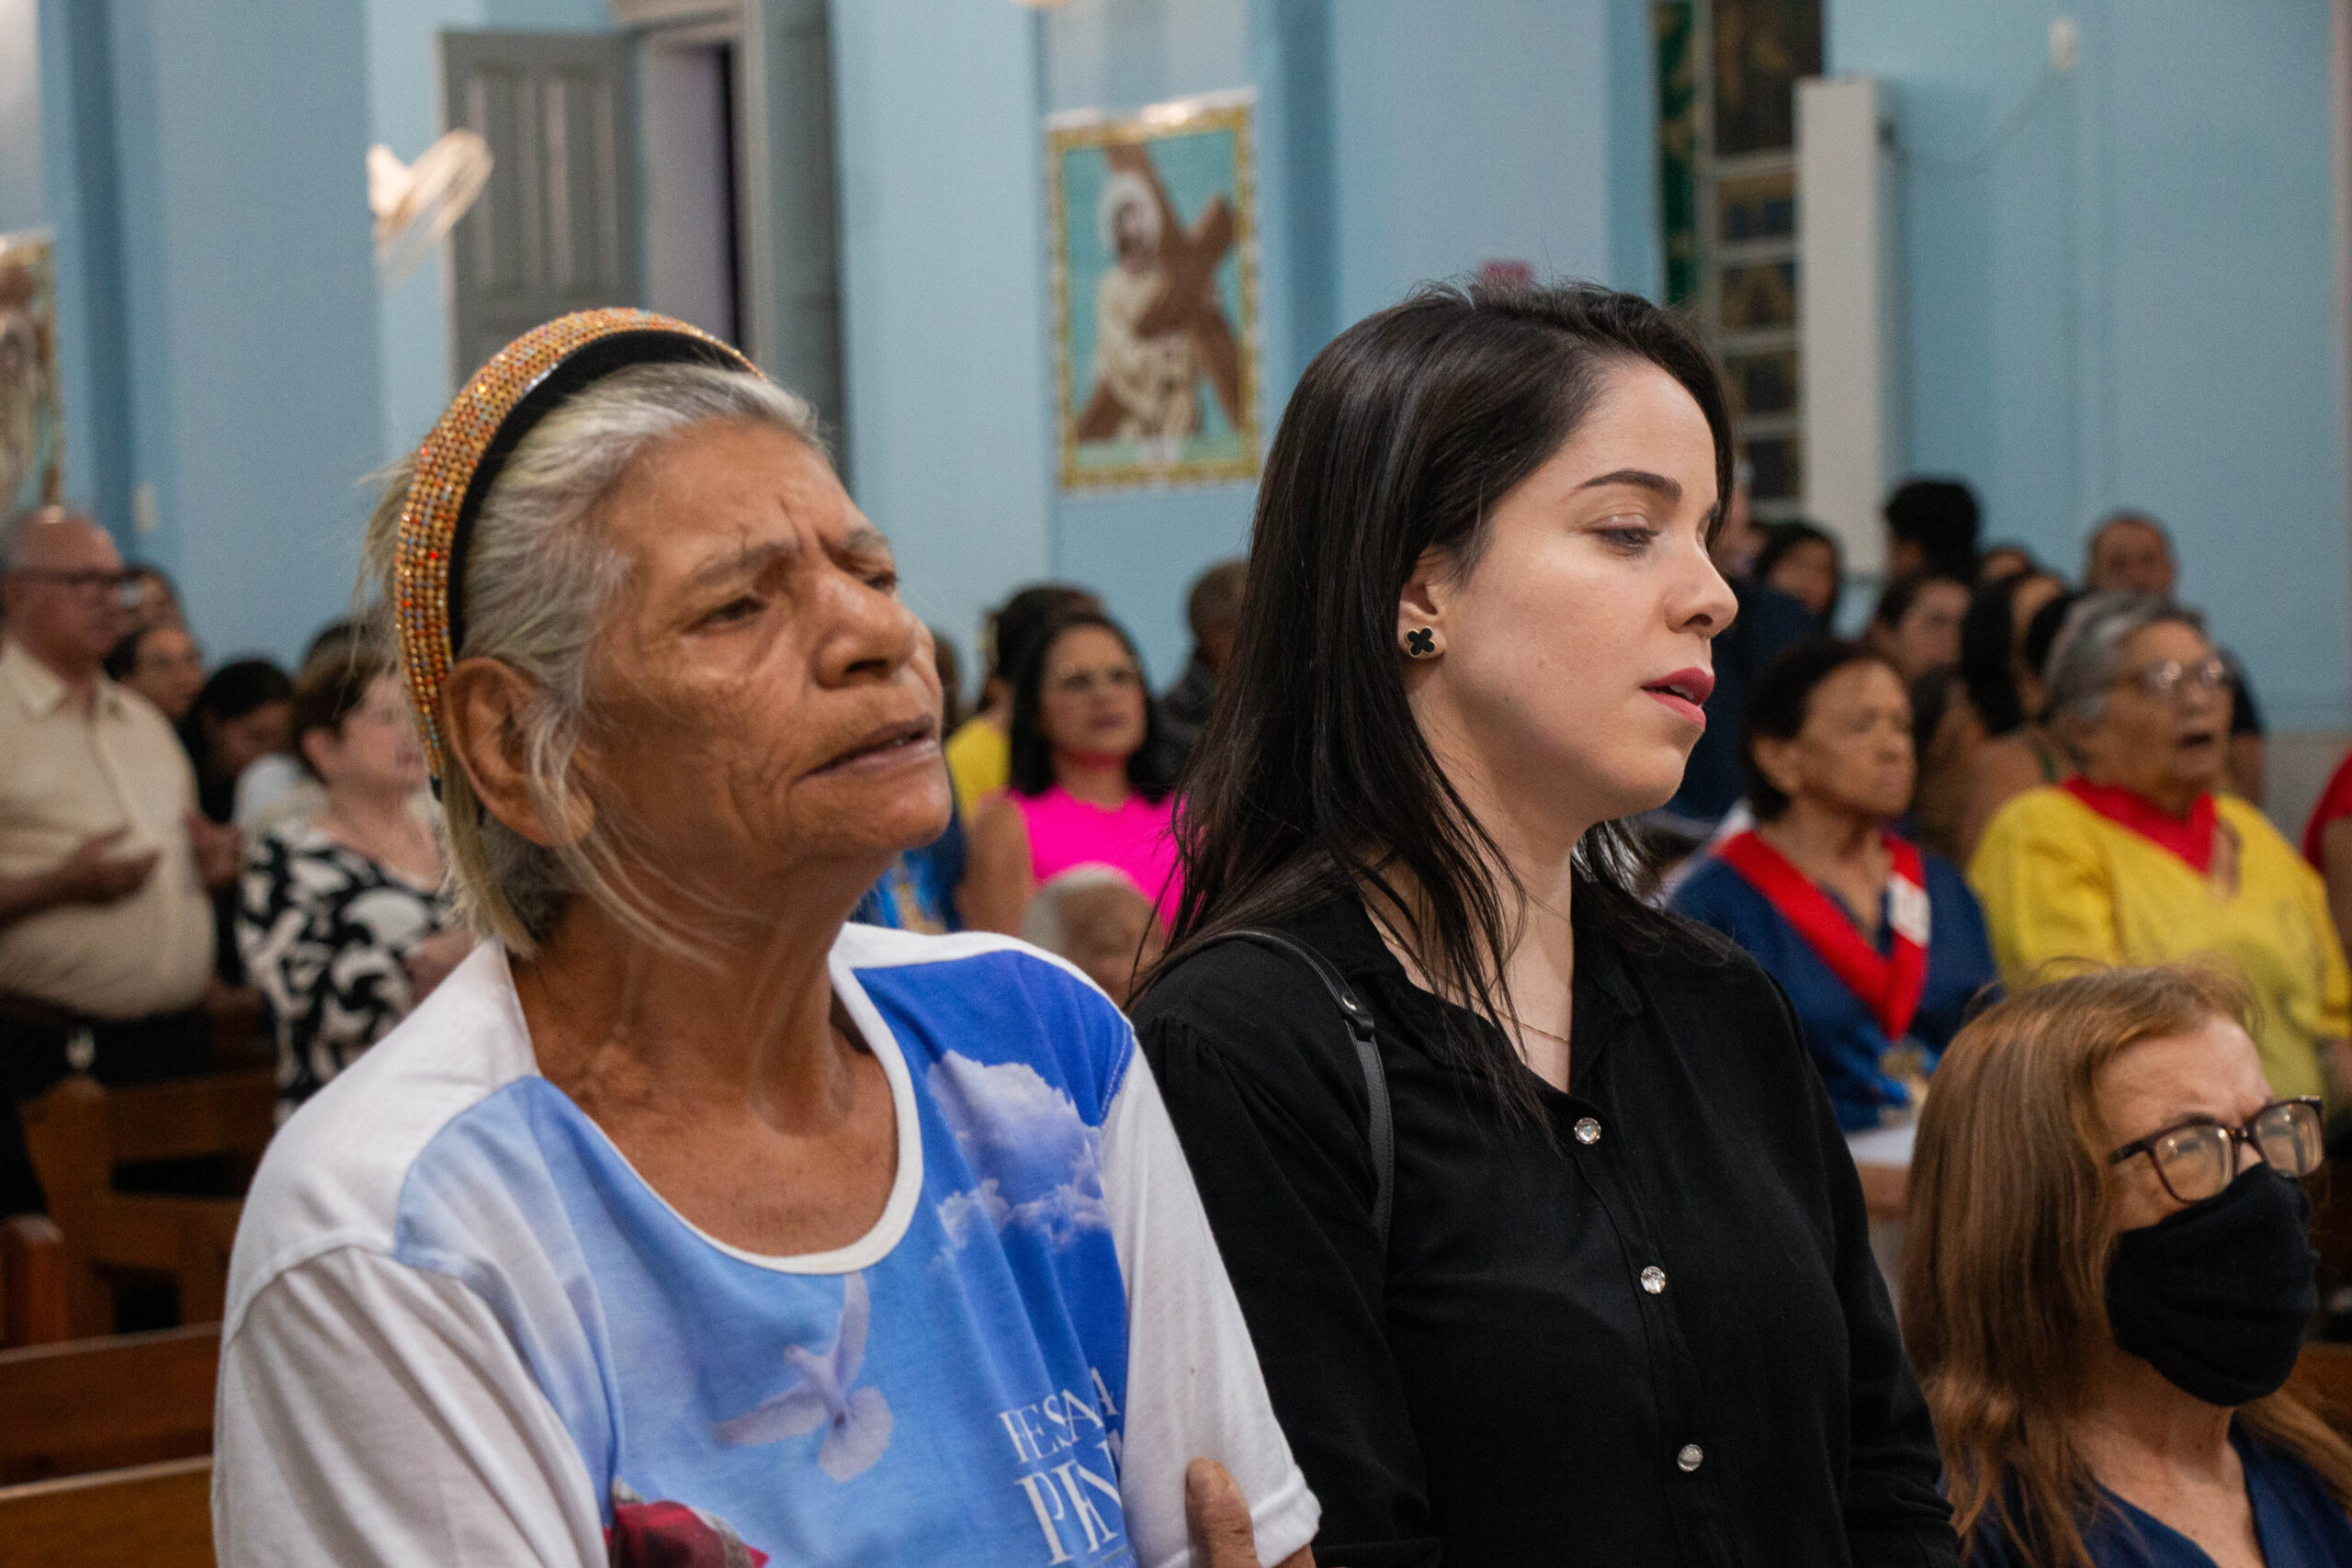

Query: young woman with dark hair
184;657;294;824
961;607;1182;936
1132;280;1957;1565
1954;570;2071;862
1754;517;1844;625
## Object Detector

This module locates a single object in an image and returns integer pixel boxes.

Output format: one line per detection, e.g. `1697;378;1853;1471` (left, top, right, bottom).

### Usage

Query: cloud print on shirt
930;1052;1109;1251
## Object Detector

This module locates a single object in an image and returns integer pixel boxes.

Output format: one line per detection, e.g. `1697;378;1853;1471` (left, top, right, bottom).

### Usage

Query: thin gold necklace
1513;1016;1570;1046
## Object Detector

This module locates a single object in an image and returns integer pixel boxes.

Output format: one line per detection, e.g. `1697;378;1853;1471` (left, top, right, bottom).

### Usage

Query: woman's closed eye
1595;518;1661;553
696;593;765;630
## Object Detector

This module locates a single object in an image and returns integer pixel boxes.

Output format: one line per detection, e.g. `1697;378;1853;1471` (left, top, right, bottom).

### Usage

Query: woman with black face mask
1904;964;2352;1567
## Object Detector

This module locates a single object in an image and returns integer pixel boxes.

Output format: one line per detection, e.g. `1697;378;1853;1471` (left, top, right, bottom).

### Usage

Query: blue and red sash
1714;829;1931;1042
2062;777;2217;875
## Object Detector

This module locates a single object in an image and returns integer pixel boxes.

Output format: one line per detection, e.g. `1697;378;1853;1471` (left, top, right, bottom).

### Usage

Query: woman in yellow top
1970;592;2350;1103
1975;594;2342;1109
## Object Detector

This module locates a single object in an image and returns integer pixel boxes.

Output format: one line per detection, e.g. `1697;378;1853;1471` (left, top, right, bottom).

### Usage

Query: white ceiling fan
367;130;493;288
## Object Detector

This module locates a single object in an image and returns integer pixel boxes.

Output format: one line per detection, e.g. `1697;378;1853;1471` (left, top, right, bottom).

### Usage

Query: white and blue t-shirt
213;929;1316;1568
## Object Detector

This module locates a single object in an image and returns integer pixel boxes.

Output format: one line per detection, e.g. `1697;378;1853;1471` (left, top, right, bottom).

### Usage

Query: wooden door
442;31;642;382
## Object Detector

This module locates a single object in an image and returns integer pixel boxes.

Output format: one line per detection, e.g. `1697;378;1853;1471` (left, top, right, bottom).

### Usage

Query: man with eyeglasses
0;505;241;1215
2084;509;2267;807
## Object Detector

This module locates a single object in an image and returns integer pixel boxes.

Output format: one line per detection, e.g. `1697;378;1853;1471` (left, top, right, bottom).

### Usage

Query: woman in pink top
964;608;1183;934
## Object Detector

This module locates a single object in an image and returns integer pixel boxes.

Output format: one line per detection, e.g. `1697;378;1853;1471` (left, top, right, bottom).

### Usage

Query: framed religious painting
1046;90;1261;491
0;231;63;514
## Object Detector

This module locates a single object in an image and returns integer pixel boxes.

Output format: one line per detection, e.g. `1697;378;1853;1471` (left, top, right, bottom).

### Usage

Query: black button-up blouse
1134;893;1958;1567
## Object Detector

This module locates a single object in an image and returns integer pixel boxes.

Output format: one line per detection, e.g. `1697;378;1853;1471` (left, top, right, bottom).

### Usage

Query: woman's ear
1396;547;1453;651
297;726;335;781
2047;709;2094;773
1750;733;1805;802
442;657;594;848
2015;662;2049;720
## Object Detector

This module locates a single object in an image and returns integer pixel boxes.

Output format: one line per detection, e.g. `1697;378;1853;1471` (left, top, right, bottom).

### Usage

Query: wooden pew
0;1455;213;1568
18;1071;273;1335
0;1215;70;1348
2290;1340;2352;1438
0;1323;220;1484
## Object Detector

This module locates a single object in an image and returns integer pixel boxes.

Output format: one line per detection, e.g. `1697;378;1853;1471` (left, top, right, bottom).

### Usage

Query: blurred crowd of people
0;509;469;1211
1656;476;2349;1172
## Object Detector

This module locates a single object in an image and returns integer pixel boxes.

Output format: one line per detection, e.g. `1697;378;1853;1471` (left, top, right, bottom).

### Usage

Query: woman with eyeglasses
962;607;1182;939
1971;593;2350;1109
104;619;207;725
1904;963;2352;1565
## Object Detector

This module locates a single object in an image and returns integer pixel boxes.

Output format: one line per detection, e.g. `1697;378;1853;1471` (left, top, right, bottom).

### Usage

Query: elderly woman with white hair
211;312;1317;1568
1022;864;1166;1010
1969;592;2350;1107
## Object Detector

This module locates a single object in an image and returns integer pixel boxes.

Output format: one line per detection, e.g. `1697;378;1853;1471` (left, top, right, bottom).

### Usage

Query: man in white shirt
0;505;239;1213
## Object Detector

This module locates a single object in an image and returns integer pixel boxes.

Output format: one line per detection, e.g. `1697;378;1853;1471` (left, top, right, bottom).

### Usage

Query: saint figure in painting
1074;144;1244;455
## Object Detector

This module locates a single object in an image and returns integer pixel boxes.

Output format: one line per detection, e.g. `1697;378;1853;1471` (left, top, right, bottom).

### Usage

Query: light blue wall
830;0;1056;677
34;0;134;546
367;0;487;464
1329;0;1633;321
1829;0;2350;727
97;0;383;663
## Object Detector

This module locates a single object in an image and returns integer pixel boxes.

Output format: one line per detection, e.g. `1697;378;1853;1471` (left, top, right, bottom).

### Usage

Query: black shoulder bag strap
1197;928;1394;1250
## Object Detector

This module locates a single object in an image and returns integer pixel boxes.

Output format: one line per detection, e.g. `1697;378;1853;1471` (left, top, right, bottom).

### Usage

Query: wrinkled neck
1758;795;1882;874
2073;1343;2238;1495
512;863;874;1130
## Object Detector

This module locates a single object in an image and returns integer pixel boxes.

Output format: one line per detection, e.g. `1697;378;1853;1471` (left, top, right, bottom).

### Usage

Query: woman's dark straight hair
1739;637;1894;822
1959;570;2052;738
1007;608;1178;804
1143;278;1734;1124
1753;518;1843;621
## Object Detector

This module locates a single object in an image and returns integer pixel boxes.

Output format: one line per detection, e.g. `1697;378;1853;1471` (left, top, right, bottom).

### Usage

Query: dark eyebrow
1575;468;1683;501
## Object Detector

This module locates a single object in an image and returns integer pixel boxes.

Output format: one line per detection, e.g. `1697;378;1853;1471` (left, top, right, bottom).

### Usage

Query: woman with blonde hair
1904;964;2352;1565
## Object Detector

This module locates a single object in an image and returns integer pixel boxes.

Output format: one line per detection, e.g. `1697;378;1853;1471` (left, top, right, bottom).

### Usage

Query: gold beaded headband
391;308;760;784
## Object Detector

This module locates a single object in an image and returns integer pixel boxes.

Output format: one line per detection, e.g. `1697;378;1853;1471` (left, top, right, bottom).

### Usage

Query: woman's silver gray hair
362;360;821;955
2041;591;2208;730
1021;863;1147;958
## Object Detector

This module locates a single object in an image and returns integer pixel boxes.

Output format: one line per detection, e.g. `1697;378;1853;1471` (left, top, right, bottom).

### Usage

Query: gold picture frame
0;230;63;515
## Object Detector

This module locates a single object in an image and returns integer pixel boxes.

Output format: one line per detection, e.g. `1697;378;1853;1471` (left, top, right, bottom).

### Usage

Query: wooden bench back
19;1072;273;1334
21;1070;274;1192
0;1455;213;1568
0;1324;220;1483
108;1073;276;1168
0;1216;70;1347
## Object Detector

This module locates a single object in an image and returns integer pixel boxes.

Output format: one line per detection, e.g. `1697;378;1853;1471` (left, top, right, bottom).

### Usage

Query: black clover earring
1404;627;1438;659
